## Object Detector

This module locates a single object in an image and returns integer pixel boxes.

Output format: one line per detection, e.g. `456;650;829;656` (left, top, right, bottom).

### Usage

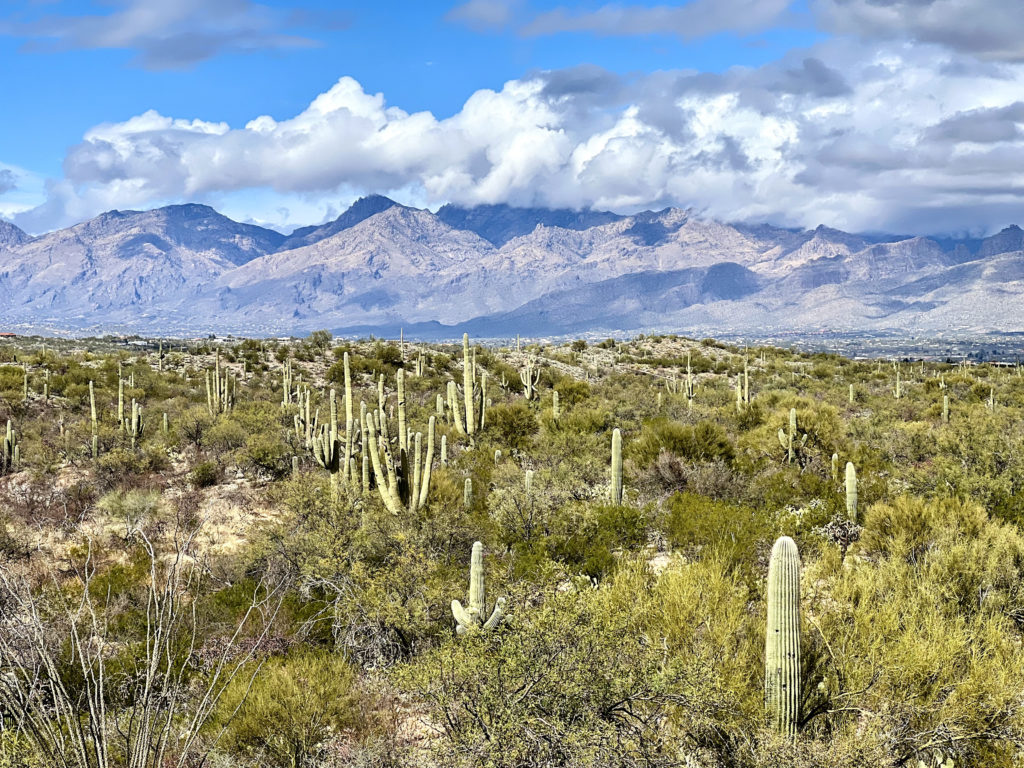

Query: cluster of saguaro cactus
362;368;437;514
312;388;341;494
778;408;807;464
446;334;487;445
206;353;235;415
611;428;623;505
281;359;295;408
1;420;19;475
452;541;506;635
765;535;801;737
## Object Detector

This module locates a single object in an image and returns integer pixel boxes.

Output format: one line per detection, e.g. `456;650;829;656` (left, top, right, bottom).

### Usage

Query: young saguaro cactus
765;535;801;738
845;462;858;522
451;541;506;635
611;428;623;505
2;420;18;474
778;408;807;464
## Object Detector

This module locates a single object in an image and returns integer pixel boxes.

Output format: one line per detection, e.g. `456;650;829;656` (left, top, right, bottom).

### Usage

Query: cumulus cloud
813;0;1024;62
16;38;1024;235
1;0;319;69
521;0;794;39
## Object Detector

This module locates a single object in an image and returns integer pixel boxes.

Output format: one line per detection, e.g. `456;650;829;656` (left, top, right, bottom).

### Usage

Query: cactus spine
845;462;858;522
611;428;623;505
765;536;801;738
451;541;506;635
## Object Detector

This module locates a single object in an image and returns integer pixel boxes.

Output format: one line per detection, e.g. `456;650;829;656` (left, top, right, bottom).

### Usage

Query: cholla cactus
765;535;801;737
451;541;506;635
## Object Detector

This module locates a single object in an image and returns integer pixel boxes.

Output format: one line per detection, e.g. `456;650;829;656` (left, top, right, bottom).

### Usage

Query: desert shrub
631;418;735;468
189;460;221;488
486;402;538;451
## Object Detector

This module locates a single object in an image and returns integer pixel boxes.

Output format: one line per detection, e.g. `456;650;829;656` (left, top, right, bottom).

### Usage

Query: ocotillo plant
451;541;506;635
845;462;858;522
765;535;801;737
611;428;623;505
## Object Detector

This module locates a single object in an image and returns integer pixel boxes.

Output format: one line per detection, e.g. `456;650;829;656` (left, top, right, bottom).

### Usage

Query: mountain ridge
2;199;1024;336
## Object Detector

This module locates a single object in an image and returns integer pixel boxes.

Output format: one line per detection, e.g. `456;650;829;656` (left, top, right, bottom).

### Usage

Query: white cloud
17;38;1024;236
814;0;1024;62
1;0;319;69
520;0;795;39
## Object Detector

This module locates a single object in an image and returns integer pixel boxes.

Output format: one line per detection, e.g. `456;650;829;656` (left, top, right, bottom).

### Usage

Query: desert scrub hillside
0;331;1022;767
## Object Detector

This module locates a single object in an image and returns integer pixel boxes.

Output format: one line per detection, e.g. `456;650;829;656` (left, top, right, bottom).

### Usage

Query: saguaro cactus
520;357;541;400
89;380;99;459
464;477;473;507
2;420;18;474
451;541;506;635
765;535;801;737
942;394;950;424
845;462;858;522
611;428;623;505
778;408;806;464
126;399;144;450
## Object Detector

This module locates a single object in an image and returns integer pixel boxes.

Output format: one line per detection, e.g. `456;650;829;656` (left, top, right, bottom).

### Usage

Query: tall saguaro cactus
845;462;858;522
778;408;806;464
765;535;801;737
89;380;99;459
611;428;623;505
451;541;506;635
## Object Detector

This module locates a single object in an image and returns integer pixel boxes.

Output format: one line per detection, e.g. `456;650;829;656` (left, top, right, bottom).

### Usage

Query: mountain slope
1;198;1023;336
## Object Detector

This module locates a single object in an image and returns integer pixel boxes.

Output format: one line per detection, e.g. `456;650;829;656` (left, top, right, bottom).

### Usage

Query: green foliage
486;401;539;451
631;418;735;467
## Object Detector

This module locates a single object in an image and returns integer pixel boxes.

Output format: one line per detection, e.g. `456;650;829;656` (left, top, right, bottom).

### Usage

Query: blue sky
2;0;1024;236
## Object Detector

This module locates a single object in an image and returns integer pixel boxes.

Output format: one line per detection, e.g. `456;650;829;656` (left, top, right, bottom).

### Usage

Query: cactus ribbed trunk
463;334;475;439
765;535;801;738
845;462;858;522
611;428;623;505
942;394;949;424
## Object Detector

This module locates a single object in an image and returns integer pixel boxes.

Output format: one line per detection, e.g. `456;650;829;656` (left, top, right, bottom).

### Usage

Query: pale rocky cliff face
2;196;1023;336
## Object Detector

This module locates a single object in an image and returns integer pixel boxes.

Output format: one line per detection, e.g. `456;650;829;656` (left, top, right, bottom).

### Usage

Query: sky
1;0;1023;236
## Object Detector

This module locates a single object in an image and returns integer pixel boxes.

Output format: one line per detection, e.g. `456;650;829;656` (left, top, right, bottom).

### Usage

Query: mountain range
1;196;1022;338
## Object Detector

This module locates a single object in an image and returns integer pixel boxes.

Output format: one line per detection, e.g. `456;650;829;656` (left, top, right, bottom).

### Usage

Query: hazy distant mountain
2;197;1023;337
0;220;27;249
278;195;399;251
437;202;623;246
